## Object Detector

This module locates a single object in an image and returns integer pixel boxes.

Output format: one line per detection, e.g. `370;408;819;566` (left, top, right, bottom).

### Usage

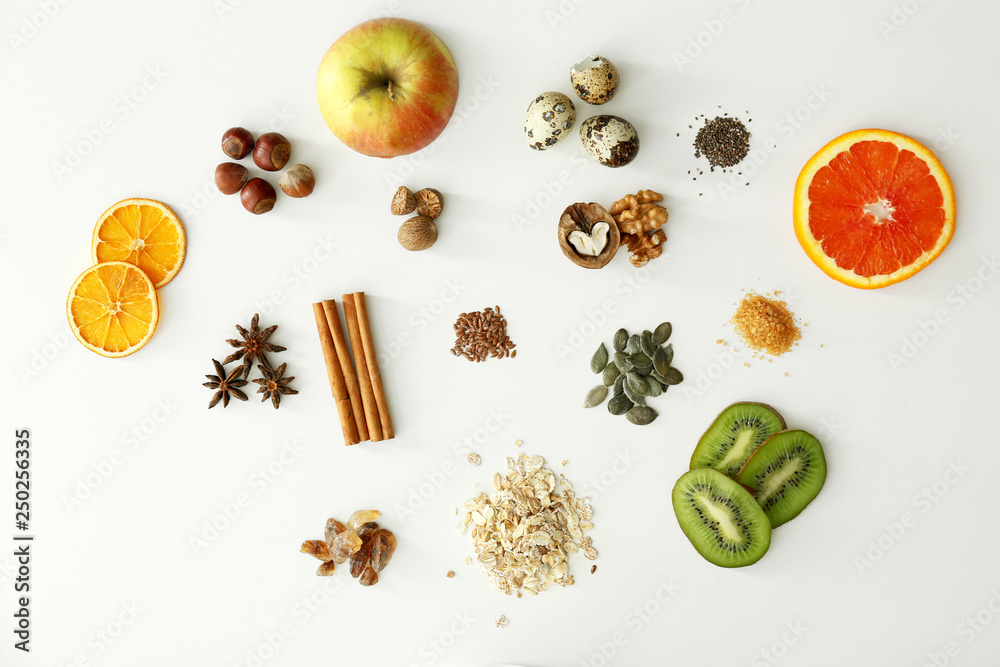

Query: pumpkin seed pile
583;322;683;425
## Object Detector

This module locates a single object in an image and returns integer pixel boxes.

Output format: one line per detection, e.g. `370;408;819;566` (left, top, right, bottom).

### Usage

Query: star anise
203;359;249;409
224;313;287;378
252;360;298;409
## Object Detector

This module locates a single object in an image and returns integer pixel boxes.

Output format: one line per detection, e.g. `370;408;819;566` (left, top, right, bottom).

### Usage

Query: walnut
610;189;668;267
621;228;665;267
557;202;620;269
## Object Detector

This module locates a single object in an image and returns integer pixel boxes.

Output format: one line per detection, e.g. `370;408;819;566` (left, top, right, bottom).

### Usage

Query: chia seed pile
694;116;751;171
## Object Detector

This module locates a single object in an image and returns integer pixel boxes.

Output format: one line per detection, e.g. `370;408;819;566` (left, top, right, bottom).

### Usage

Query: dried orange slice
793;129;955;289
67;261;159;357
92;198;186;288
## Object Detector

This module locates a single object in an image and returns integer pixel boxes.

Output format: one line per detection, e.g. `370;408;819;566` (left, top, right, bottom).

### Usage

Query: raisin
300;540;331;561
359;564;379;586
370;529;397;573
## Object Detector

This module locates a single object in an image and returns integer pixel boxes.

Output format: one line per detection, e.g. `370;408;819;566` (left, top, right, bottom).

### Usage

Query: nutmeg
253;132;291;171
241;178;276;214
222;127;254;160
414;188;443;219
279;164;315;198
391;186;416;215
398;216;438;251
215;162;249;195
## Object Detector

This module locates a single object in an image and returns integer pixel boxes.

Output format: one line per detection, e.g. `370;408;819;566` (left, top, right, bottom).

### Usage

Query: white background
2;0;1000;665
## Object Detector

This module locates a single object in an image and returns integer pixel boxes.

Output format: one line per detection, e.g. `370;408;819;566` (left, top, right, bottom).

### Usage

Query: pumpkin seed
613;374;625;396
628;352;652;370
626;405;658;426
646;376;662;397
590;343;609;374
608;394;633;415
613;352;632;373
584;385;608;408
613;328;628;352
622;381;645;406
653;347;670;376
650;368;669;385
664;343;674;366
625;334;640;355
603;362;621;386
626;372;649;396
662;367;684;385
640;331;654;357
652;322;672;346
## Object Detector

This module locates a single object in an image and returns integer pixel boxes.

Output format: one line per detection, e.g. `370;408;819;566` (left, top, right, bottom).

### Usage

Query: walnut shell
557;203;619;269
398;216;438;251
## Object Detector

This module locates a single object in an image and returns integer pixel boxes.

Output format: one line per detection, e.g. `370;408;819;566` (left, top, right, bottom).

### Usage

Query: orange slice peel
92;198;186;289
67;261;159;357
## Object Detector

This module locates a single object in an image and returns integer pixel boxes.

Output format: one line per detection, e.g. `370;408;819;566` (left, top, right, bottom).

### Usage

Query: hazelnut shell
279;164;315;198
253;132;291;171
215;162;249;195
241;178;276;215
222;127;254;159
557;202;619;269
398;216;438;251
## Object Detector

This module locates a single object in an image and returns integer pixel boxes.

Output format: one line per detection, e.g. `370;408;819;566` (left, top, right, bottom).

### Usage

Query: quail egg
580;115;639;168
570;55;620;105
524;92;576;150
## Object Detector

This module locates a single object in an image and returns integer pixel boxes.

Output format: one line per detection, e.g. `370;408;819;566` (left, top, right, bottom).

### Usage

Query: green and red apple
317;18;459;158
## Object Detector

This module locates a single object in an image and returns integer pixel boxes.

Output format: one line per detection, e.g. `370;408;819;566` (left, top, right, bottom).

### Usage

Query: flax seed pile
729;292;801;356
451;306;516;361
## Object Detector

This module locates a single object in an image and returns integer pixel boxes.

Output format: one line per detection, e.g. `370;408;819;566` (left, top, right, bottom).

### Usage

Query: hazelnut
221;127;254;160
398;216;438;251
279;164;315;198
215;162;249;195
240;178;276;215
253;132;291;171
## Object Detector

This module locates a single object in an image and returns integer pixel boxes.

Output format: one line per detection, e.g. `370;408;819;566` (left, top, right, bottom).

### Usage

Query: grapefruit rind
67;260;159;358
91;198;186;289
793;129;955;289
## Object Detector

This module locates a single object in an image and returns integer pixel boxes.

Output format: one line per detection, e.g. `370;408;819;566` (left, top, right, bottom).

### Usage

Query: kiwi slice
672;468;771;568
737;429;827;528
690;402;786;479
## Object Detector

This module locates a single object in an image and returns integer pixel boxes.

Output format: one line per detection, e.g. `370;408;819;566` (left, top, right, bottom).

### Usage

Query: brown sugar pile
729;292;801;356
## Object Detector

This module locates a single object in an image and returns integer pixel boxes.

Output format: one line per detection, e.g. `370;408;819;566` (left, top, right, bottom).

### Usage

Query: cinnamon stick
321;300;368;442
342;294;383;442
353;292;394;440
312;302;360;446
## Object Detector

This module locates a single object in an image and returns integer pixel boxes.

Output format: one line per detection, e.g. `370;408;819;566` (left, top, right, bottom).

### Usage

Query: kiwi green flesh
737;429;827;528
690;402;786;479
672;468;771;568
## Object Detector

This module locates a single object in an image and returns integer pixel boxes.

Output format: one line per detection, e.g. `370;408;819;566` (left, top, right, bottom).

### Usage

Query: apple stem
387;80;396;101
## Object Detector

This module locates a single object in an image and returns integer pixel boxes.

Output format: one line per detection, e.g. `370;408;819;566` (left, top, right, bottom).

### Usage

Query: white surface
2;0;999;665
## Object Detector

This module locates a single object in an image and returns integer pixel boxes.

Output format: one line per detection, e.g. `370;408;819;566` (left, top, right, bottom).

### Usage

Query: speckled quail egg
524;92;576;150
579;115;639;168
570;55;620;105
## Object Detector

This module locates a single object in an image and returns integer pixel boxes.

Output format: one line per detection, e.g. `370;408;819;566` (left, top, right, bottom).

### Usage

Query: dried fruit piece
324;518;347;546
350;538;372;578
391;186;417;215
300;540;332;561
370;529;397;573
348;509;381;531
359;564;379;586
414;188;443;219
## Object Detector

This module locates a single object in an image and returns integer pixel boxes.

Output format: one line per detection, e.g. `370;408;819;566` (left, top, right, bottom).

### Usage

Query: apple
316;18;459;158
